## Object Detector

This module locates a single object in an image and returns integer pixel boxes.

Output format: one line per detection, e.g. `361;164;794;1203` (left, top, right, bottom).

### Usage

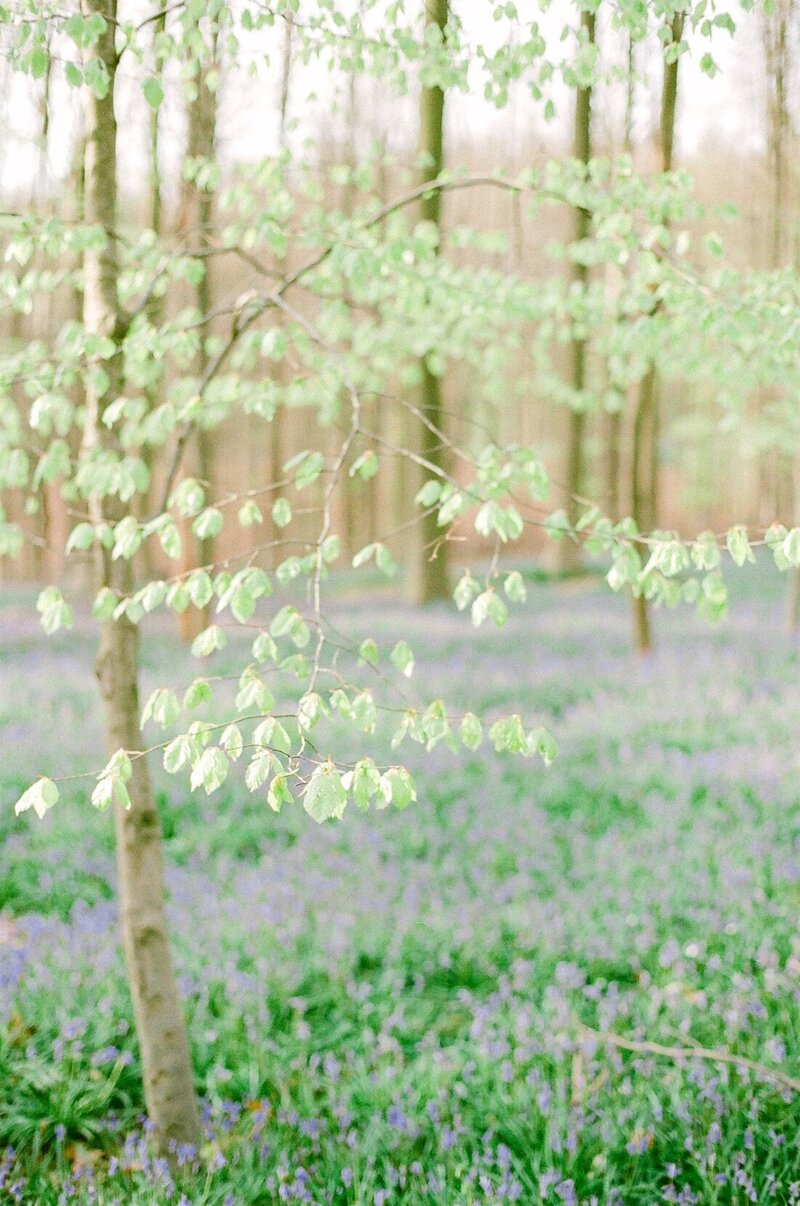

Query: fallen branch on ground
579;1025;800;1094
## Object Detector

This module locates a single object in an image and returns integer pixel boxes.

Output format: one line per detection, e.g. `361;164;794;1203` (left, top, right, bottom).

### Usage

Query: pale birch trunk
176;41;217;640
553;8;595;576
407;0;450;604
80;0;201;1152
629;12;682;655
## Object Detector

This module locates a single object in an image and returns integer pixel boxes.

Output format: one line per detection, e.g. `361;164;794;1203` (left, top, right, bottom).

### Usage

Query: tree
406;0;451;604
175;24;219;642
759;0;800;627
552;6;596;576
5;0;800;1166
603;33;636;523
76;0;201;1150
629;10;683;655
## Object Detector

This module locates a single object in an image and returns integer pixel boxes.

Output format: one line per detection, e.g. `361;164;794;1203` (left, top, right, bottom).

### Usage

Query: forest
2;0;800;1202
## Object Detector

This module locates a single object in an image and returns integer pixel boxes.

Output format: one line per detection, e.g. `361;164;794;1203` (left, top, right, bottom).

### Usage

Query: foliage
4;573;800;1201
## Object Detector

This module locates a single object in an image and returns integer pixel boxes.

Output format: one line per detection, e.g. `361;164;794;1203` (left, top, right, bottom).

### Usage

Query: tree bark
553;8;595;575
81;0;201;1153
603;35;634;523
762;1;800;627
176;40;217;639
407;0;450;604
629;12;682;655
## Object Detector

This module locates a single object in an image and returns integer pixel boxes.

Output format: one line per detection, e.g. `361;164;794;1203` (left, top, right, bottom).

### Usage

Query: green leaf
183;678;212;710
783;529;800;568
358;638;379;667
238;500;263;527
37;587;74;635
303;763;347;822
471;589;508;629
527;726;558;765
504;571;527;603
192;507;223;541
390;640;414;678
171;478;205;517
92;588;118;621
111;515;142;560
270;605;309;648
289;450;325;489
163;734;196;775
245;749;276;791
187;570;214;608
143;77;164;109
253;716;292;756
191;624;227;657
190;747;229;795
268;773;293;813
159;521;182;559
235;668;275;713
454;572;479;611
726;526;754;567
297;692;325;732
272;498;292;528
378;766;417;811
489;715;527;755
220;723;244;762
343;759;381;810
65;522;95;554
349;450;379;480
141;687;180;729
15;777;59;820
252;632;279;663
459;712;483;751
92;750;132;811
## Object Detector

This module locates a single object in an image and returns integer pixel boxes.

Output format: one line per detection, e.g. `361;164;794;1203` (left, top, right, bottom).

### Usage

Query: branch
581;1025;800;1095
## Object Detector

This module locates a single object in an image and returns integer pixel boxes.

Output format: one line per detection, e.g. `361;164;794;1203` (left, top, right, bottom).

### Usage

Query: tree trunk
762;1;800;626
81;0;201;1153
604;35;634;524
176;42;217;640
629;12;682;655
407;0;450;604
553;8;595;575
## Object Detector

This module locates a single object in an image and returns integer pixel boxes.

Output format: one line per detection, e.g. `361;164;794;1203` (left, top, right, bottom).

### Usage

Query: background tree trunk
406;0;450;604
629;12;682;654
604;34;635;522
176;36;218;640
81;0;201;1153
552;8;595;575
761;1;800;628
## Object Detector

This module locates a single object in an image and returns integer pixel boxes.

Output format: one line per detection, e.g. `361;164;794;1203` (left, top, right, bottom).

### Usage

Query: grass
3;563;800;1202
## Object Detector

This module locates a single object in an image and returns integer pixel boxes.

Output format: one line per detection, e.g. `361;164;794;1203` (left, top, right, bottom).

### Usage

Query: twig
581;1025;800;1094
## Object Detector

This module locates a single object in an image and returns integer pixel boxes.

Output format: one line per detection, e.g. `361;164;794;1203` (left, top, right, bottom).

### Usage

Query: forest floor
3;564;800;1203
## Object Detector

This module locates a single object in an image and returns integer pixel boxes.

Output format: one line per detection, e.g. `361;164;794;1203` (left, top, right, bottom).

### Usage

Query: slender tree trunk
176;41;218;639
407;0;450;604
80;0;201;1153
553;9;595;575
136;7;168;584
762;1;800;627
629;12;682;655
604;35;634;522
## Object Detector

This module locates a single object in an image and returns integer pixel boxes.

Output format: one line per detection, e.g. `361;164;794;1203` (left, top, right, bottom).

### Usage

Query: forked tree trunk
81;0;201;1153
407;0;450;604
629;12;682;655
176;42;217;640
552;8;595;575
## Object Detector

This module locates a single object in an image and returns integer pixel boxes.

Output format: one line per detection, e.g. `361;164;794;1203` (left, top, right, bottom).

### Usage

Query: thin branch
581;1026;800;1095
